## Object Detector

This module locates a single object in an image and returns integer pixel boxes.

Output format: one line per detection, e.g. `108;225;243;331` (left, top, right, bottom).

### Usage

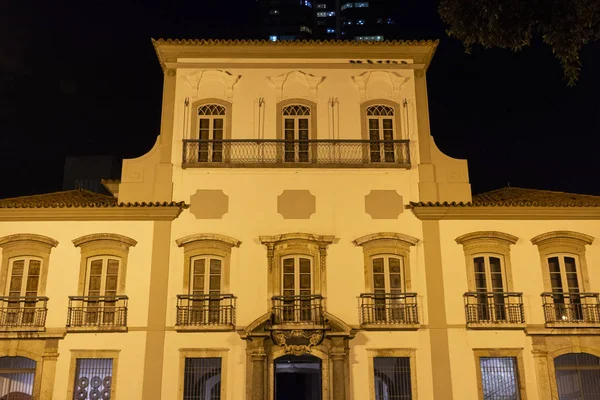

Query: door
275;355;322;400
282;105;310;163
473;256;507;321
190;257;222;324
282;256;312;322
197;104;225;163
85;257;119;325
548;255;583;321
5;258;41;325
372;256;405;323
367;105;395;163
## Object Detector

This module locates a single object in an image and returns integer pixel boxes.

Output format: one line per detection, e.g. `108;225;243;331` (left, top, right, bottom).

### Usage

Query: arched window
554;353;600;399
282;105;311;163
197;104;226;163
366;105;395;163
0;356;35;399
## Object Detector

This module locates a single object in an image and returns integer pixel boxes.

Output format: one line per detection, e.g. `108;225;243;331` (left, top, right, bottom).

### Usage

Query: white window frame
472;254;508;293
546;254;583;294
6;257;42;297
189;255;223;295
281;255;313;296
84;256;121;297
371;255;405;293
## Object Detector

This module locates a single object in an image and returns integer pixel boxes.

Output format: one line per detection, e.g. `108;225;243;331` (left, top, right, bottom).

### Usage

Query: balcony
359;293;419;329
182;139;411;168
67;296;128;331
542;292;600;327
270;295;325;329
175;294;236;331
464;292;525;328
0;296;48;331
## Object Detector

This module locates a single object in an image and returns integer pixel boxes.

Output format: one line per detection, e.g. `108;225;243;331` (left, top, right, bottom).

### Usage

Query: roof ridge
0;188;114;202
151;38;440;47
474;186;600;198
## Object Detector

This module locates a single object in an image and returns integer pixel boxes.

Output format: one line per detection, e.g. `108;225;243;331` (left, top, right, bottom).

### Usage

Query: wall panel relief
268;71;326;102
189;189;229;219
351;71;410;102
183;70;241;100
365;190;404;219
277;190;316;219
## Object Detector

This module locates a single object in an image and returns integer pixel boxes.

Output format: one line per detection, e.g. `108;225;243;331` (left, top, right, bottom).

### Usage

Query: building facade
0;40;598;400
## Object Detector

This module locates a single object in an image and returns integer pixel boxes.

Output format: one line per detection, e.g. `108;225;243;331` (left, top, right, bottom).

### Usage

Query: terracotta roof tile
410;187;600;208
0;189;186;209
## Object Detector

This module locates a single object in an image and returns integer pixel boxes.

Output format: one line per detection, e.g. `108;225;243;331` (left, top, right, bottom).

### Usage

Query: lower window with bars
73;358;113;400
373;357;412;400
184;358;222;400
0;356;36;399
479;357;520;400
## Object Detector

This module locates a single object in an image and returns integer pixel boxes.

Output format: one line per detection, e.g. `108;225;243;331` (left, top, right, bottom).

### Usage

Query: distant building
340;0;397;41
62;155;120;195
258;0;315;41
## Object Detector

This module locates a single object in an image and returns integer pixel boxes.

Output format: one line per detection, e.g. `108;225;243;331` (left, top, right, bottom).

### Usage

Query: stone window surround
276;99;318;140
66;349;120;400
473;348;527;400
353;233;419;292
530;231;594;292
259;233;336;298
72;234;137;296
455;231;519;292
189;98;233;140
360;99;403;141
175;233;241;294
367;348;417;400
0;234;58;297
178;348;229;399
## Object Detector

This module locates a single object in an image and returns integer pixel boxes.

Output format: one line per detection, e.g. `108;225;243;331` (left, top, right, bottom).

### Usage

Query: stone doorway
274;354;322;400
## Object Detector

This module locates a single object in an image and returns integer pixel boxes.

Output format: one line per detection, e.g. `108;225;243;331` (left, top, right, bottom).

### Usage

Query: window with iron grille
72;358;113;400
184;358;222;400
554;352;600;400
373;357;412;399
0;356;36;398
479;357;520;399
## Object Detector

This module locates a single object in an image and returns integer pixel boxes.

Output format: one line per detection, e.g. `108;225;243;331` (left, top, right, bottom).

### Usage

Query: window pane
199;119;209;129
193;276;204;292
184;358;222;400
107;259;119;275
299;259;311;274
389;274;402;289
28;260;41;276
283;275;294;290
373;274;385;289
374;357;411;400
213;119;223;129
283;259;295;274
210;260;221;275
389;257;401;273
90;260;103;275
548;257;560;273
73;358;113;400
372;258;384;273
298;119;308;130
284;119;294;130
300;274;311;289
209;276;221;291
194;259;205;275
479;357;520;400
548;257;563;292
382;119;393;130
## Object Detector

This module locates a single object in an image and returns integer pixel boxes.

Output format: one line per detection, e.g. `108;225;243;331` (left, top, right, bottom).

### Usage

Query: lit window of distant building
341;2;353;11
318;11;335;17
356;35;384;41
357;19;365;25
376;18;383;24
355;2;369;7
302;0;312;7
327;28;335;34
317;3;326;8
269;9;279;15
317;20;326;25
387;17;395;24
280;35;296;40
300;25;313;33
270;35;278;42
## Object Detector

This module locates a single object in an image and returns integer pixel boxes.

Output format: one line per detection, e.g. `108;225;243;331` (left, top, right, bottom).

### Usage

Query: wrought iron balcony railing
67;296;128;329
182;139;411;168
464;292;525;325
0;296;48;329
542;292;600;324
271;295;324;326
176;294;236;328
359;293;419;326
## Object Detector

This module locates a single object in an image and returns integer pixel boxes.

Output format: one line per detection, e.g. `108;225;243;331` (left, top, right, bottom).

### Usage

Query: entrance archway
274;354;321;400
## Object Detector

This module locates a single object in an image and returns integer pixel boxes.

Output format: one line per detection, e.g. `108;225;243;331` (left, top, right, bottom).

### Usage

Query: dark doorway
274;354;322;400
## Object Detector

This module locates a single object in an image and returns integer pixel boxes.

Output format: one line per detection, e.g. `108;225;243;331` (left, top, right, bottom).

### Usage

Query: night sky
1;0;599;199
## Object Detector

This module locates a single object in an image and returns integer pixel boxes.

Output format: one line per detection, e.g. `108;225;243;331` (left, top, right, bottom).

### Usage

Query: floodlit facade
0;39;599;400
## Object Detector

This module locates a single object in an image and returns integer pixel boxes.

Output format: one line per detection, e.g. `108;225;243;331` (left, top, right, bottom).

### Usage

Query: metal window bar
479;357;520;400
271;295;324;325
463;292;525;324
182;139;410;167
0;296;48;329
176;294;236;327
183;358;222;400
541;292;600;323
373;357;412;400
554;353;600;399
0;356;36;399
72;358;113;400
359;293;419;325
67;296;128;328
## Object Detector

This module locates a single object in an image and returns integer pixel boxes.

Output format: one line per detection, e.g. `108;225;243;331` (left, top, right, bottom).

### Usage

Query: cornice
73;233;138;248
151;38;440;71
0;207;184;221
410;206;600;220
353;232;419;247
531;231;594;246
175;233;241;248
0;234;59;248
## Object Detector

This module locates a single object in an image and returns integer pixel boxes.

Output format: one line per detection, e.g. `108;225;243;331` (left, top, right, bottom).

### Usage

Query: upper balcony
464;292;525;329
542;292;600;328
66;295;128;332
175;294;236;331
359;292;420;330
0;296;48;331
269;295;326;330
182;139;411;169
